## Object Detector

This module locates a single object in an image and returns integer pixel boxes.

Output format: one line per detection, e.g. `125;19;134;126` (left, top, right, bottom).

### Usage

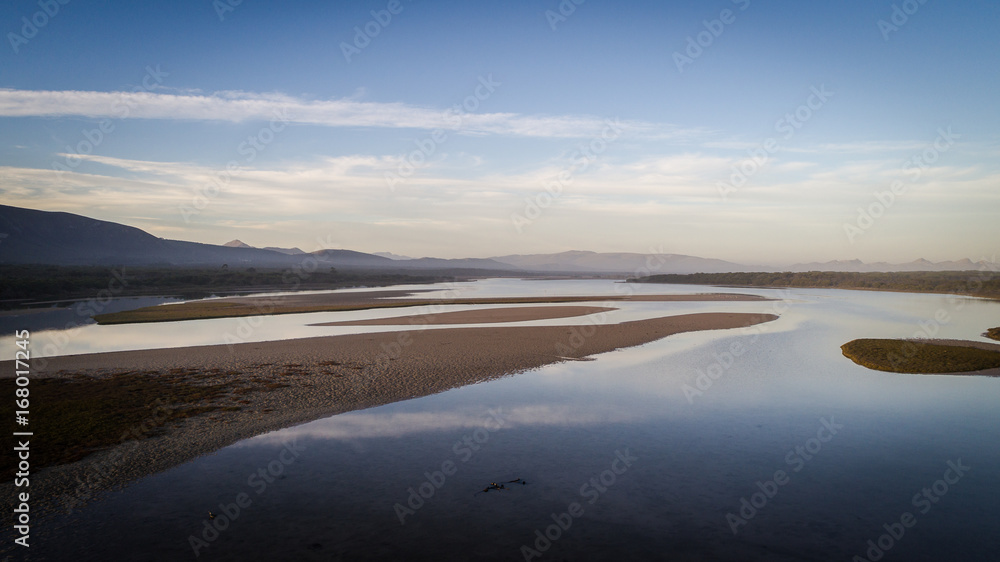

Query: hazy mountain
1;205;988;274
402;257;516;270
491;251;992;274
265;246;307;255
0;206;512;270
0;205;306;267
226;239;306;255
311;249;514;271
784;258;992;273
491;251;765;274
374;252;414;260
311;249;396;268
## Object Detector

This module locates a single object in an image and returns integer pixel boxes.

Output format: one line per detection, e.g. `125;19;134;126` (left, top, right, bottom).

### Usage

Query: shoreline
311;305;618;326
634;281;1000;301
841;338;1000;376
0;311;777;519
92;291;770;325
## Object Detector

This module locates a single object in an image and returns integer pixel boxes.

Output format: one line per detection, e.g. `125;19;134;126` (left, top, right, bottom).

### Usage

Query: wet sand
93;290;770;324
220;290;767;308
311;305;618;326
0;311;777;518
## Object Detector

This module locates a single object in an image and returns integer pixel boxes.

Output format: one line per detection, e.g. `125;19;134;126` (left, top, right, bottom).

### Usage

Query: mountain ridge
0;206;989;273
0;206;516;271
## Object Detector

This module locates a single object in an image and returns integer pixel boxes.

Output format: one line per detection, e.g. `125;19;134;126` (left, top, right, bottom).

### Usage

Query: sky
0;0;997;265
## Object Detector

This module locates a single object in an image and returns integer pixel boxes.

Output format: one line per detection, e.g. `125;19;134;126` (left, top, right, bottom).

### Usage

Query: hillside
0;205;301;267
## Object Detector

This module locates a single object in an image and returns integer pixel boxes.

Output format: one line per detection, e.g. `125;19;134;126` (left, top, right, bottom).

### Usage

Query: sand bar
93;290;769;325
0;311;776;517
312;305;618;326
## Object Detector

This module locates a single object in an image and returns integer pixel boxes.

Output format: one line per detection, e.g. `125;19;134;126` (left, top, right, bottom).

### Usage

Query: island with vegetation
631;270;1000;299
841;338;1000;374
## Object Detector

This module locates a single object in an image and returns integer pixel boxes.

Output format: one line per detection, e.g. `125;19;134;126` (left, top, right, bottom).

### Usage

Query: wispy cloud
3;147;996;262
0;88;700;140
785;140;932;154
240;404;646;443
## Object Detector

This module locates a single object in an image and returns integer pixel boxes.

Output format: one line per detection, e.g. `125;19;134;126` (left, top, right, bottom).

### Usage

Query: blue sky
1;0;997;264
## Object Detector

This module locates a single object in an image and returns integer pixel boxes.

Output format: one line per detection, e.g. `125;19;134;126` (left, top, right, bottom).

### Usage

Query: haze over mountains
0;205;514;271
0;205;990;274
224;239;306;256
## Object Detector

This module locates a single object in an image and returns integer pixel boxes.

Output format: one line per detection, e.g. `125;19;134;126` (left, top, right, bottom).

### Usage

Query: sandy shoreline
93;290;770;324
216;290;768;307
312;305;618;326
0;311;777;519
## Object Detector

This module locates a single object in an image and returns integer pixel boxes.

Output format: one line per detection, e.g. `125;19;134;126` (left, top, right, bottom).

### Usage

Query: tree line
631;270;1000;298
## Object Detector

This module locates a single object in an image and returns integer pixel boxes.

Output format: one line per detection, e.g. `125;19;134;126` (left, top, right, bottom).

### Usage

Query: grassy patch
0;372;233;482
841;339;1000;374
985;327;1000;342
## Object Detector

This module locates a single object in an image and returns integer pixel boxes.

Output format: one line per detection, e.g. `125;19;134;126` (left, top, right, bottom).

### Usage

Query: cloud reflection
243;403;646;445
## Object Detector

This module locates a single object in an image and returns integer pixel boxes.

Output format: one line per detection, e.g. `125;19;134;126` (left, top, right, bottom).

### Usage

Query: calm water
16;280;1000;560
0;296;180;334
10;279;791;359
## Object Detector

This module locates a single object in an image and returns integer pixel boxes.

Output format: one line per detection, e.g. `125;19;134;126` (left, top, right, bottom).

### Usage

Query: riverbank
632;271;1000;300
311;305;618;326
0;311;777;519
93;291;768;325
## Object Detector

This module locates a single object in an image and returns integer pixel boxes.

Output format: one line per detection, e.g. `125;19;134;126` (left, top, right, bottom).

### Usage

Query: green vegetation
985;327;1000;342
0;265;446;308
632;270;1000;299
841;339;1000;374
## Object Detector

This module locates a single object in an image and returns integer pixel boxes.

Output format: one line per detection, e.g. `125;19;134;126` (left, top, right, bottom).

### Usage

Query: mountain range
0;205;991;274
0;205;512;271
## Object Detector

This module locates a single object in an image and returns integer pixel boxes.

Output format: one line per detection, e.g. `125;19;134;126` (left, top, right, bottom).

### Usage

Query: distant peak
224;239;253;249
374;251;414;260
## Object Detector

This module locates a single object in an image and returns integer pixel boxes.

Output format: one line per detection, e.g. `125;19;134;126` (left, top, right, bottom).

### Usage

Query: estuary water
21;279;1000;560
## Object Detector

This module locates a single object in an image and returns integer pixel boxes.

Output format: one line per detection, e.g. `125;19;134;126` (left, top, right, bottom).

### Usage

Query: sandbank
311;305;617;326
93;290;769;325
0;311;776;517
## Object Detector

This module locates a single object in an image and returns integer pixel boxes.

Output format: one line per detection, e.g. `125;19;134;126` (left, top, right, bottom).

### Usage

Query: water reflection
19;280;1000;560
0;296;179;333
252;403;650;444
10;279;807;358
